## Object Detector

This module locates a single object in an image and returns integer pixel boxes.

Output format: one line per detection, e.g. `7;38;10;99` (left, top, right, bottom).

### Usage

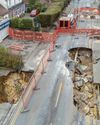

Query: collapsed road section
66;47;100;120
0;39;50;103
0;39;52;124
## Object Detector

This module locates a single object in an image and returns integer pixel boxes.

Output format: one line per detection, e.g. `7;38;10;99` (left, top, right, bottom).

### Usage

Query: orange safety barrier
24;30;33;35
9;44;25;51
35;32;44;41
42;32;53;43
9;28;54;43
74;7;100;15
22;43;51;107
9;28;14;37
24;31;34;40
9;28;100;45
80;7;99;12
55;28;100;35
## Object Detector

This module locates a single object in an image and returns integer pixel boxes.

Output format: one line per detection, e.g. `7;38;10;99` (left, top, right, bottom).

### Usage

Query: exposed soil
0;72;32;103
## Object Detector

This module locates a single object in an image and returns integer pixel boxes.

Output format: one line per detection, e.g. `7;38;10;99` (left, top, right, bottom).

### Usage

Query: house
0;4;10;42
0;0;25;18
23;0;29;11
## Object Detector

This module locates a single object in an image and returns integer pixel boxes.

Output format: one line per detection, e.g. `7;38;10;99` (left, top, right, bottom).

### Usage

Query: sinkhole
66;47;100;120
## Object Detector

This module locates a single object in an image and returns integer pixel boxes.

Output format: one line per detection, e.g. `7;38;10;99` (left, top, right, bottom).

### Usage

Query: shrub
38;12;60;27
10;18;19;28
38;13;52;27
34;2;42;11
10;18;34;30
29;0;43;12
0;46;23;71
41;5;47;12
38;0;68;27
19;18;33;30
26;7;32;13
29;0;35;9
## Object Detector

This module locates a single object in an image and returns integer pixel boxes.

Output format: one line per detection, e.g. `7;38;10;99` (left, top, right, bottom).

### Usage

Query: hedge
10;18;19;29
10;18;34;30
38;13;53;27
19;18;34;30
38;0;71;27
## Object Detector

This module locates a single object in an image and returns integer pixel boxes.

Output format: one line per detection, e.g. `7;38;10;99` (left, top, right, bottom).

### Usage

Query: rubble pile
0;72;32;103
79;13;96;19
68;48;100;119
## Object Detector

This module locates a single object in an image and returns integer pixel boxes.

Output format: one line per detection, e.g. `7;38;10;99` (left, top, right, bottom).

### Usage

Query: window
7;0;11;8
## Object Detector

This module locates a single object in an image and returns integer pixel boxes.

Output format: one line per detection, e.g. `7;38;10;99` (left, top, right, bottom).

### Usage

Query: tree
29;0;35;10
29;0;35;5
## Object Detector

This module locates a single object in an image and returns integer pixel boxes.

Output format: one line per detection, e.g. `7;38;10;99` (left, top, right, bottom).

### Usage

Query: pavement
0;103;11;124
0;39;50;72
0;103;17;125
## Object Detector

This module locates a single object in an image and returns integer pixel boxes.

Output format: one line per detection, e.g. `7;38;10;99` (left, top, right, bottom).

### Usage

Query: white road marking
55;83;63;108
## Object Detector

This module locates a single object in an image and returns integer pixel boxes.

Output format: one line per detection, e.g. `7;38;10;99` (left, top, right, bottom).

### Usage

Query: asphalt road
15;34;91;125
15;1;100;125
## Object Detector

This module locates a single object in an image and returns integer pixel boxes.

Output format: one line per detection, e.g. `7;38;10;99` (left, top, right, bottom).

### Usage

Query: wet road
15;1;100;125
15;34;90;125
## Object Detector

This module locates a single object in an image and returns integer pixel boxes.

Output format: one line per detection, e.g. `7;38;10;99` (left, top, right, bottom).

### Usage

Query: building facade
0;4;10;42
0;0;25;17
0;0;25;42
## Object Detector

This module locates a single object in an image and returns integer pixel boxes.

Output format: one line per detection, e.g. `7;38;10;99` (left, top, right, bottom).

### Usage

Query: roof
92;40;100;84
0;4;8;16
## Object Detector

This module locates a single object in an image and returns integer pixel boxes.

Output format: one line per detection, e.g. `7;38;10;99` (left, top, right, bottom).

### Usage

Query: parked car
30;9;39;17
